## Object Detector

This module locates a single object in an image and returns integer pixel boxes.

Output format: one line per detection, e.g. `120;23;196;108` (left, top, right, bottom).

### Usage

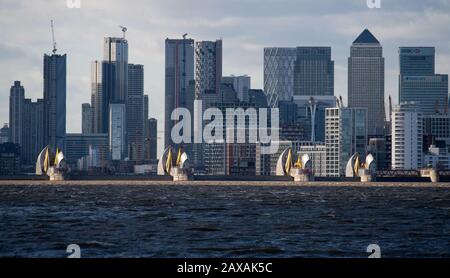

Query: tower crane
51;20;57;54
119;25;127;39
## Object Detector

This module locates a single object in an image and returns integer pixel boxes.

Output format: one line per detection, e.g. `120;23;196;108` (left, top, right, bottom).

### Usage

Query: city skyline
1;0;450;158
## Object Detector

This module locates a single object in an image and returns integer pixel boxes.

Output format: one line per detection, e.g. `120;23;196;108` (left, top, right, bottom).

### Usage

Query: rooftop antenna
119;25;127;39
51;20;57;54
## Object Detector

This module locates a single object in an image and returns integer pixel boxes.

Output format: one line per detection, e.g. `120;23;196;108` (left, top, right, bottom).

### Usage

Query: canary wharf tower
348;29;385;137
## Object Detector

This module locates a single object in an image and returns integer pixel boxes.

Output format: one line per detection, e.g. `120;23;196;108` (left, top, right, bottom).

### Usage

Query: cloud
0;0;449;157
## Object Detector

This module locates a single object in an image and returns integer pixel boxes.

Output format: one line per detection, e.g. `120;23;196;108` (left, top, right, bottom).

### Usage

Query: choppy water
0;184;450;258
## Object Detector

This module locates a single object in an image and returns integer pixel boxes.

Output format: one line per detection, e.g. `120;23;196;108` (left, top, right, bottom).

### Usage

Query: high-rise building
195;40;223;106
22;99;45;166
391;102;423;170
348;29;385;136
399;47;448;115
9;81;25;145
90;60;106;133
82;103;93;134
164;38;195;150
325;107;368;177
109;103;126;161
43;54;67;151
399;47;435;76
294;47;334;97
104;37;128;102
399;76;448;114
263;47;297;107
222;75;251;102
127;64;144;162
9;81;45;166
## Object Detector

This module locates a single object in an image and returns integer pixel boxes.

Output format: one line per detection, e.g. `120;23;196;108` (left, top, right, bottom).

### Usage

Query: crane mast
51;20;57;54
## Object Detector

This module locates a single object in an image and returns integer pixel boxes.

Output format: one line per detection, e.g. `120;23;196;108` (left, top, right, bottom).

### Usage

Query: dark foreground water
0;184;450;258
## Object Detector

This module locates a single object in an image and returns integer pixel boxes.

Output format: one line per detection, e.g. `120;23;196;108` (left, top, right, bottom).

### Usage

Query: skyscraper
104;37;128;102
9;81;45;166
399;47;449;115
294;47;334;97
325;107;368;177
195;40;223;106
127;64;144;162
391;102;423;170
399;47;435;76
90;60;106;133
9;81;25;145
348;29;385;137
22;98;45;165
264;47;297;107
43;54;67;151
82;103;93;134
164;38;195;150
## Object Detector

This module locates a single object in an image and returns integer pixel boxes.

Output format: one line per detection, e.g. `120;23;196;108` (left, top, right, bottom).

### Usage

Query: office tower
9;81;45;166
165;38;195;150
399;47;435;76
148;118;158;160
65;133;109;168
265;46;335;140
399;47;448;114
109;103;126;161
22;99;45;166
82;103;93;134
400;76;448;114
263;47;297;107
325;107;368;177
104;37;128;102
195;40;223;106
9;81;25;145
90;60;106;133
348;29;385;136
0;124;9;144
43;53;67;151
222;75;251;102
127;64;144;161
391;102;423;170
294;47;334;97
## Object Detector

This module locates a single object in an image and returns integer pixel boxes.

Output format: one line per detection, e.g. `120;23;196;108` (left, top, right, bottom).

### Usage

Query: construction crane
51;20;57;54
388;95;392;122
119;25;127;39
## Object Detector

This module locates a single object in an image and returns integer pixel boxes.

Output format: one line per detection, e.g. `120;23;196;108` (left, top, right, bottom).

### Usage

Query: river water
0;184;449;258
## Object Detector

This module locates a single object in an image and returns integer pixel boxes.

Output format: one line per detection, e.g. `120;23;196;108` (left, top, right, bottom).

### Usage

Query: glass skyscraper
348;29;385;137
127;64;144;162
43;53;67;151
263;47;296;107
294;47;334;96
399;47;449;115
164;38;195;150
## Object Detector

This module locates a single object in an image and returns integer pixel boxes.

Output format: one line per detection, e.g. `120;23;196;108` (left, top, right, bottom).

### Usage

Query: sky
1;0;450;155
